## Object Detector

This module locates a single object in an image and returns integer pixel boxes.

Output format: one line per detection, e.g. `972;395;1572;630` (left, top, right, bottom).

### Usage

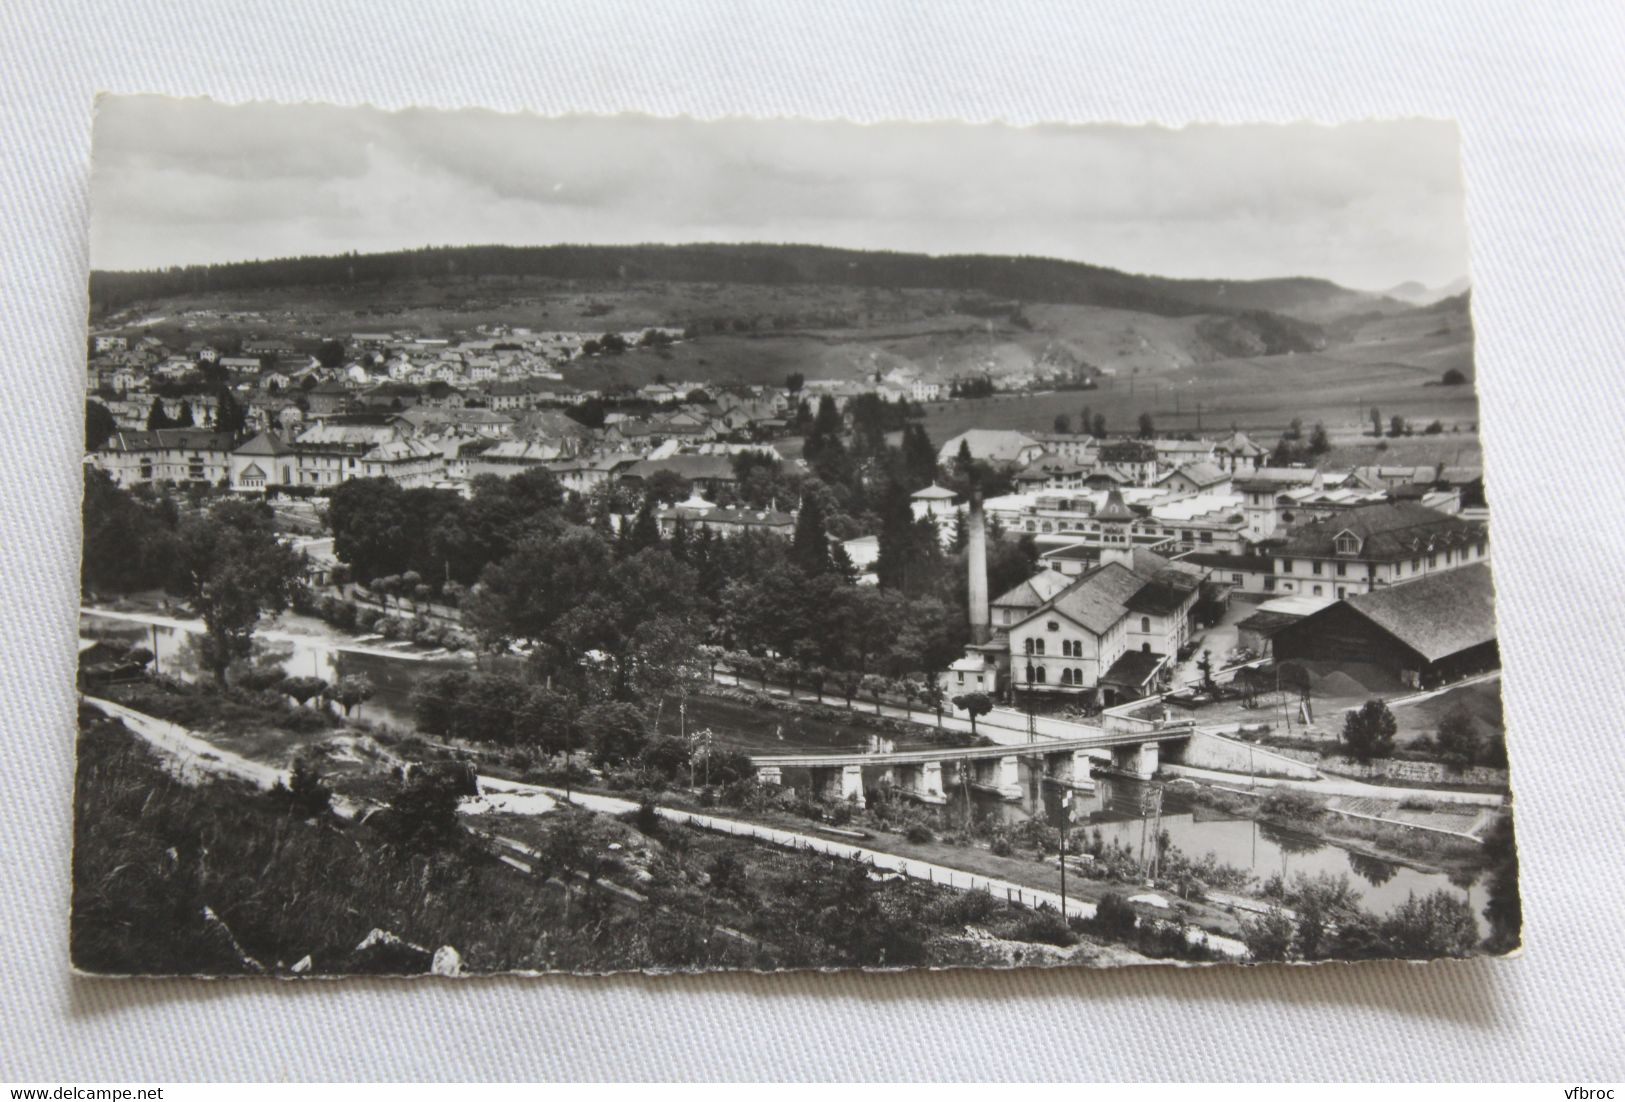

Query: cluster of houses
933;426;1492;708
87;328;1495;713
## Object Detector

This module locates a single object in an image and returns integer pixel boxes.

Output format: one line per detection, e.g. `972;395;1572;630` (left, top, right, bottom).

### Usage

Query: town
74;262;1517;975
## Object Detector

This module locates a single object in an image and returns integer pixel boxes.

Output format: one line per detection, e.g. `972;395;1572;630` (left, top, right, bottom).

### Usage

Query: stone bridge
749;724;1196;808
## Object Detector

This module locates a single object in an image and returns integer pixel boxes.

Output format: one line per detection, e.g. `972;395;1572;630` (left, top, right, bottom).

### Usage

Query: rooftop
1337;562;1498;662
1278;501;1484;561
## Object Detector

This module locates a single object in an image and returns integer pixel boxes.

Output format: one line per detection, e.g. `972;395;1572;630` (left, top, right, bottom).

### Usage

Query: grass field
97;273;1477;417
917;367;1479;445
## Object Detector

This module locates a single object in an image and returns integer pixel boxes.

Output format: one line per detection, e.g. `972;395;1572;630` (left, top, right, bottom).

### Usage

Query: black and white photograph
73;98;1520;976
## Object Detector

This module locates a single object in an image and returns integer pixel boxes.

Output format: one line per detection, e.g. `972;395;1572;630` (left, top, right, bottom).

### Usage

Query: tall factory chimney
966;489;991;644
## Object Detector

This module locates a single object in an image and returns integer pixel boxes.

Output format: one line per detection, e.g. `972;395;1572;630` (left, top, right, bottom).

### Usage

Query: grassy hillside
89;244;1475;429
91;242;1397;325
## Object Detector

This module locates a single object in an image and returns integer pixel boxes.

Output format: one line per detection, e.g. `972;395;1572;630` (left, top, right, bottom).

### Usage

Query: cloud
90;97;1468;289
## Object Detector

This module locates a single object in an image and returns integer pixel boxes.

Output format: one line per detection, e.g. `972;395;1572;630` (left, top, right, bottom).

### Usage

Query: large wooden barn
1270;563;1499;689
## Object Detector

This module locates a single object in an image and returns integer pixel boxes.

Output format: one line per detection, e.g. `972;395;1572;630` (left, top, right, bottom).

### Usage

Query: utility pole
1058;787;1073;921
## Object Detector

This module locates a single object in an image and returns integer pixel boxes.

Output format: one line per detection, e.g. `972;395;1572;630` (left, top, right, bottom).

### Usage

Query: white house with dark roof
1213;429;1267;473
88;429;235;488
949;532;1210;706
1156;460;1232;497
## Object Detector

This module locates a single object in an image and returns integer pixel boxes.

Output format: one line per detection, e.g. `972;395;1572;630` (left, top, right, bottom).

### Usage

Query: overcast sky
91;96;1470;291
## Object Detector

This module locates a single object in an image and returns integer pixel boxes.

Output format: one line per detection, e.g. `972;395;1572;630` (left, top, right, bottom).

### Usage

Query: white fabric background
4;0;1624;1082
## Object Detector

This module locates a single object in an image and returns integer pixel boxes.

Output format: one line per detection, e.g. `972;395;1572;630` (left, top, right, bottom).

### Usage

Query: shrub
904;823;934;844
272;757;332;818
1008;906;1077;947
1260;787;1323;821
634;794;660;836
1241;908;1296;962
1090;892;1140;939
640;736;692;780
696;749;758;786
708;850;743;893
929;889;998;926
378;761;476;848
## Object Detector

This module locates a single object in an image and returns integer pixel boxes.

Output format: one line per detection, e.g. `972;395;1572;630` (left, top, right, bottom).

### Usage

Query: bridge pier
895;760;947;804
973;755;1023;800
1043;749;1096;793
812;763;866;806
1110;741;1159;779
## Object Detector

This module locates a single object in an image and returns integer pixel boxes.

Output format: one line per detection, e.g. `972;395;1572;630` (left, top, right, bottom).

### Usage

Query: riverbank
1182;782;1493;878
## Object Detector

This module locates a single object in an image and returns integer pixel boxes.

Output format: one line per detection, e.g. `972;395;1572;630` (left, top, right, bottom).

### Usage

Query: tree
952;691;993;737
1369;406;1382;437
329;673;375;718
1435;704;1481;767
861;674;890;715
1196;649;1217;693
1137;412;1155;439
784;372;804;393
899;423;938;490
170;499;305;684
1053;413;1072;434
1341;699;1398;763
85;400;118;451
146;398;172;431
580;701;650;767
1307;421;1330;455
81;470;177;593
215;387;247;439
316;339;347;369
1090;412;1106;439
275;757;333;818
174;400;195;428
1389;414;1406;438
280;675;329;708
626;498;662;553
791;485;833;575
1378;890;1480;958
1241;908;1296;962
381;762;475;849
1441;368;1467;386
644;468;691;505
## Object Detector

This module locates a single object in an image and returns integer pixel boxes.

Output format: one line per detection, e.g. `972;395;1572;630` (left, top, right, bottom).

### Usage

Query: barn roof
1339;563;1497;662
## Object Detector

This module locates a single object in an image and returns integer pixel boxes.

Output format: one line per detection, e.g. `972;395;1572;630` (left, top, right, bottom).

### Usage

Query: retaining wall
1165;728;1321;779
1268;746;1508;787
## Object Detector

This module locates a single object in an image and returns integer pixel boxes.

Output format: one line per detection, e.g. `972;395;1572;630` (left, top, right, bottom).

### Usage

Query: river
933;758;1485;934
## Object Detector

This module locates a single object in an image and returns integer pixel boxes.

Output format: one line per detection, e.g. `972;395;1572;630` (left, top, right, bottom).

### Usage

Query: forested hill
89;242;1383;323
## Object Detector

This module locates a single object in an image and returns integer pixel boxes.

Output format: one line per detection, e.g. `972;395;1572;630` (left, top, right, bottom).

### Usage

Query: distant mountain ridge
89;242;1387;328
1380;277;1471;307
